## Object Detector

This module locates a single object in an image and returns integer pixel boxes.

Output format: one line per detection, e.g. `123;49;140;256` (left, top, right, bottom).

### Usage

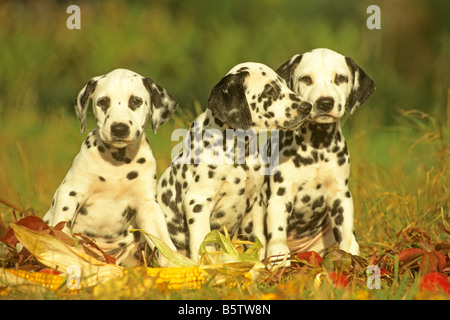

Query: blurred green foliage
0;0;448;126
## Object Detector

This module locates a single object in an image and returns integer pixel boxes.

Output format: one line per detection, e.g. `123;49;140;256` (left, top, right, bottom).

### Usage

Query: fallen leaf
419;252;439;275
419;272;450;295
397;248;425;270
0;216;49;246
327;271;349;289
295;251;322;268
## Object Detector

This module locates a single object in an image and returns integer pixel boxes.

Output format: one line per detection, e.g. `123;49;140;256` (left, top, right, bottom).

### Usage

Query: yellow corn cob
5;269;65;291
3;267;209;292
144;267;208;290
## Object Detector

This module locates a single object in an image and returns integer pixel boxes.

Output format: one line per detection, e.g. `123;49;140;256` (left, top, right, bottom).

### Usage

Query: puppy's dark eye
299;75;312;85
335;74;348;85
96;97;110;111
263;82;280;98
129;96;143;110
265;87;276;96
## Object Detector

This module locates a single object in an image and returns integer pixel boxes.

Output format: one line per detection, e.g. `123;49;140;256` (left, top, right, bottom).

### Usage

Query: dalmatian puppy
43;68;178;265
266;48;375;263
157;62;312;260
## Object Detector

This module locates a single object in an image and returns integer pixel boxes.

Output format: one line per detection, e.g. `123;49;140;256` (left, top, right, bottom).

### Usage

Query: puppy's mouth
100;132;140;148
107;139;131;148
281;116;308;130
309;115;338;124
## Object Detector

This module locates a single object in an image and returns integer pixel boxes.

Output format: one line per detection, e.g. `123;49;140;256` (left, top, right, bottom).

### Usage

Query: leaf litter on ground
0;201;449;299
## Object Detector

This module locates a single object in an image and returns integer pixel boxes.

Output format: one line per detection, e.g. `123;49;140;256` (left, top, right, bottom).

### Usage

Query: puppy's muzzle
111;122;130;139
297;101;313;115
316;97;334;113
283;101;312;129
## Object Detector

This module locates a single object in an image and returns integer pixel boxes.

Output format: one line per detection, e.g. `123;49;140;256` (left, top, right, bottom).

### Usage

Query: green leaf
241;237;264;263
199;230;240;259
131;229;196;268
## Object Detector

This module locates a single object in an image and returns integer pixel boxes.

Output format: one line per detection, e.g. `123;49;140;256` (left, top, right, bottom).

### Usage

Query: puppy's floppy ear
276;54;303;89
75;78;99;134
142;77;178;133
207;71;251;130
345;57;376;113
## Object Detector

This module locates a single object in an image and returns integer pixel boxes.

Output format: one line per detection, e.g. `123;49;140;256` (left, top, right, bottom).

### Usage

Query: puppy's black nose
316;97;334;113
111;122;130;138
299;101;312;115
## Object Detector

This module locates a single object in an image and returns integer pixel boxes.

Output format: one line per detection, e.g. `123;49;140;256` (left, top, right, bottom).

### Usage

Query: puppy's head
75;68;177;147
207;62;312;131
276;48;375;124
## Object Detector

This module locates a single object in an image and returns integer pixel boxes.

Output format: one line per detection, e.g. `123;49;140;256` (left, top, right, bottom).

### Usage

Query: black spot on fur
244;221;253;234
122;206;137;222
301;195;311;203
311;196;324;210
214;211;225;218
273;171;284;183
161;190;172;206
285;201;293;214
277;187;286;196
79;206;88;215
333;227;342;243
84;230;96;238
127;171;138;180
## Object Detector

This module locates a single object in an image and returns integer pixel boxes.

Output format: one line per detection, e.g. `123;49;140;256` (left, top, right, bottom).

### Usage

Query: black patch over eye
128;95;143;111
335;74;348;85
299;75;313;85
263;81;280;97
96;97;110;112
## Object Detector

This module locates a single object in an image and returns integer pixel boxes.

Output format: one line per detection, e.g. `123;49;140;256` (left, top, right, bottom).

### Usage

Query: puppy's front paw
266;242;291;266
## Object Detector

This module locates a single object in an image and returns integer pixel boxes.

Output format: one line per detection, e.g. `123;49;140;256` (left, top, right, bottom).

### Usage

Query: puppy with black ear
266;48;376;264
157;62;312;261
43;68;178;266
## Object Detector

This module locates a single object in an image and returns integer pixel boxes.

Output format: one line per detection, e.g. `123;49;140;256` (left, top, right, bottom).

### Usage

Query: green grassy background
0;0;449;297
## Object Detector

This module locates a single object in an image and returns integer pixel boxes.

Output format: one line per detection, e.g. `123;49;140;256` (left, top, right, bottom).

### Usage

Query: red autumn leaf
420;272;450;295
417;250;447;274
74;233;117;264
54;221;66;231
397;248;426;267
433;251;447;272
296;251;322;267
419;252;439;274
435;242;450;253
39;268;62;275
0;216;72;248
380;268;390;277
0;216;50;246
328;271;349;289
